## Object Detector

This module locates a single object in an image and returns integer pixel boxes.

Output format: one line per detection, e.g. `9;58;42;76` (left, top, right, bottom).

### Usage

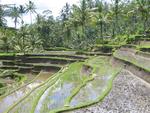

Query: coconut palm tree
0;5;7;27
9;6;20;28
136;0;149;32
61;3;71;46
19;5;26;26
26;1;36;24
71;0;90;39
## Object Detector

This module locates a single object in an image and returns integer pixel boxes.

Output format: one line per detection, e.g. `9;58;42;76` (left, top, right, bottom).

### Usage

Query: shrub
126;35;136;44
95;38;109;45
92;44;120;53
0;83;4;88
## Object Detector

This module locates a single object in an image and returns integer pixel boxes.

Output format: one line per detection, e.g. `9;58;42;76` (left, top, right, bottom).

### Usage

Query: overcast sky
0;0;80;27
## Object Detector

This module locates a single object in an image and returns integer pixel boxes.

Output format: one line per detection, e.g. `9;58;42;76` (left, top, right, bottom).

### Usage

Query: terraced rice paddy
0;55;121;113
1;47;149;113
0;52;85;95
114;48;150;72
0;45;149;113
0;71;56;113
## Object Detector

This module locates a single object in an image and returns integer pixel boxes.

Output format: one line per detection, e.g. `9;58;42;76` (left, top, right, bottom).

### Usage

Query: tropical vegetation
0;0;149;53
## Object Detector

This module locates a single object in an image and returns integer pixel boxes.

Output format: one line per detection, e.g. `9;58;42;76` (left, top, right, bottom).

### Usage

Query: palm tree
26;1;36;24
18;5;26;54
71;0;90;39
136;0;149;32
80;0;87;36
35;11;55;48
111;0;121;37
19;5;26;26
97;1;103;38
61;3;71;46
0;5;7;27
9;6;20;28
126;2;138;34
87;0;95;9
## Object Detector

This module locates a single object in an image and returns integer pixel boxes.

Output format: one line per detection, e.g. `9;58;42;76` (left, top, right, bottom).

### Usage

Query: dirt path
70;69;150;113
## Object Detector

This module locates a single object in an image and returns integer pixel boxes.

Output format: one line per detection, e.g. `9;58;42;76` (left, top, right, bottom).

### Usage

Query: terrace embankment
113;47;150;83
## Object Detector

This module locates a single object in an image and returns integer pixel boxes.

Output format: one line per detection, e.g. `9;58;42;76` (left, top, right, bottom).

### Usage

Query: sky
0;0;80;27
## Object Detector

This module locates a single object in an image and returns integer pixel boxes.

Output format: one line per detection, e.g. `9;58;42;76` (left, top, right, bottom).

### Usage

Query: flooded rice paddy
0;56;121;113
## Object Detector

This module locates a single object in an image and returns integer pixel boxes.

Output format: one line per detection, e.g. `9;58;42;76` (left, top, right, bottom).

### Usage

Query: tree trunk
100;21;103;39
21;16;24;26
112;21;115;38
30;11;32;24
14;21;17;29
144;16;148;33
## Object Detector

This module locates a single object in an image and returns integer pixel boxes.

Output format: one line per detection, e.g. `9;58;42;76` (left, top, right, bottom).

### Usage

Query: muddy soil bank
112;57;150;83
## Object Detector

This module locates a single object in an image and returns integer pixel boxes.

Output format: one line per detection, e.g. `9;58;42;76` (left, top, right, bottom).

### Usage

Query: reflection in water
0;57;120;113
0;71;54;113
70;74;109;107
35;82;74;113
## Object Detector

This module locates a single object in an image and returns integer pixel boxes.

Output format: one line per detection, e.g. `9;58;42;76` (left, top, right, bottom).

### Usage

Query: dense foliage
0;0;150;53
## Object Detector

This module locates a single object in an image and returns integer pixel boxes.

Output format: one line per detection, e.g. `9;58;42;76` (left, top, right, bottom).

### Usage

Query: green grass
137;45;150;49
13;73;27;82
0;53;15;56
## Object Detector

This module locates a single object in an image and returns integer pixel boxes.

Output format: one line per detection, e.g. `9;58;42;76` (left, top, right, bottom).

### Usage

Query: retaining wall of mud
112;57;150;83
